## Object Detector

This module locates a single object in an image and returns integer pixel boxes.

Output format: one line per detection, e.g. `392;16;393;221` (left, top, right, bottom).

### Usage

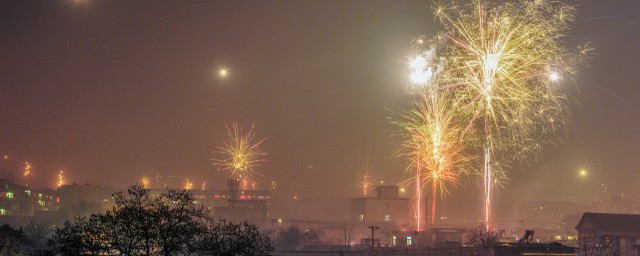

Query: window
0;209;5;215
392;235;396;246
407;236;412;246
5;192;13;199
554;235;562;241
385;214;391;222
359;214;364;221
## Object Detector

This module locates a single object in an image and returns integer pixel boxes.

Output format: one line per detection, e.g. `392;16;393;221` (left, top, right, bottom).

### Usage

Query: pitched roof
576;212;640;232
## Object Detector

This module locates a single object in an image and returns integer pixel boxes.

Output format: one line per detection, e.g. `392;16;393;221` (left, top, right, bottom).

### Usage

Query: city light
579;169;588;178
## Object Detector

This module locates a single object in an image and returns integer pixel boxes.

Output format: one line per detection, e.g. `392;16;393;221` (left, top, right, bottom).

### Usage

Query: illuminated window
6;192;13;199
38;200;44;207
24;190;31;196
0;209;5;215
385;214;391;222
567;236;577;241
407;236;412;246
554;235;562;241
359;214;364;221
392;235;396;246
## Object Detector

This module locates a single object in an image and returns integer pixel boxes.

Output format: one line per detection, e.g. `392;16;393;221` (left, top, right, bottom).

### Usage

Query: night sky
0;0;639;208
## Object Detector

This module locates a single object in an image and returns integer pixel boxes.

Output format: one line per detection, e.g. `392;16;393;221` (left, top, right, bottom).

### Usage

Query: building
0;179;56;217
213;179;270;222
350;185;410;226
576;212;640;256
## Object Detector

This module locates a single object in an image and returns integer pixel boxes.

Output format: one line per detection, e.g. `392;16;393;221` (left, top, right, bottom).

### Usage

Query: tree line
48;185;272;256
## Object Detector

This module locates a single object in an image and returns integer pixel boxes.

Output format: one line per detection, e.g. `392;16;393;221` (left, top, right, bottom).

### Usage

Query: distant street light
579;169;587;178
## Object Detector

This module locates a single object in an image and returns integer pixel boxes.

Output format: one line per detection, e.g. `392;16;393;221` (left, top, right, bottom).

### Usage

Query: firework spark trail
57;170;64;188
397;94;474;230
429;0;589;226
350;150;378;197
213;123;267;184
23;162;32;187
415;162;422;230
141;177;151;189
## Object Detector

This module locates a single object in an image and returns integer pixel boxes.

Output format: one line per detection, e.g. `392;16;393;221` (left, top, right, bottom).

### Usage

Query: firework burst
396;94;474;229
423;0;589;225
184;179;193;190
213;123;267;182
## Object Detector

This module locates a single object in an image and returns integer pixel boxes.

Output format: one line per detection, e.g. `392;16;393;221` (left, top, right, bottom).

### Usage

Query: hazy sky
0;1;639;206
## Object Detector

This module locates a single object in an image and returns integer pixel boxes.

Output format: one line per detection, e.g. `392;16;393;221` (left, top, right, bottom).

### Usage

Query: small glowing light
400;188;406;193
380;180;384;184
549;71;561;82
218;67;229;79
579;169;587;177
293;195;298;200
2;155;7;160
417;39;425;45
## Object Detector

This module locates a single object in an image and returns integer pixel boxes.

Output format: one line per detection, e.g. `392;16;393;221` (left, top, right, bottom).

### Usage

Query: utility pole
368;225;379;250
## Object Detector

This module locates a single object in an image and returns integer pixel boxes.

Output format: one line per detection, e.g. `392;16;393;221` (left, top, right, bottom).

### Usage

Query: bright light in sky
218;67;229;79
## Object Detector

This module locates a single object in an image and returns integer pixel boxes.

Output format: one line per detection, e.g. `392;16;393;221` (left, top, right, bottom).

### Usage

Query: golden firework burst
213;123;267;180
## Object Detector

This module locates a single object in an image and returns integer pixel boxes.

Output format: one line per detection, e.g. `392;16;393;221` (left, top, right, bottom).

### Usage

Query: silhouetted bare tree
49;185;272;256
24;218;53;238
465;225;502;256
578;235;621;256
191;219;272;255
0;224;28;256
